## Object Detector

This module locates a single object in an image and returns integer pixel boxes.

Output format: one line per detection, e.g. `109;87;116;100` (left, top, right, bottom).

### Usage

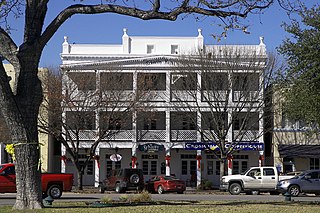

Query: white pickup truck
220;166;294;195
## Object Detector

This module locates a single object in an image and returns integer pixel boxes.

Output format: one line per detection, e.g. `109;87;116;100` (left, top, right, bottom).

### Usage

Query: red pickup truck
0;163;73;199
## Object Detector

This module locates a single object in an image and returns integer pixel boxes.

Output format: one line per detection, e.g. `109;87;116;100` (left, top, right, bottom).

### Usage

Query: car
276;170;320;197
145;175;186;194
98;168;144;193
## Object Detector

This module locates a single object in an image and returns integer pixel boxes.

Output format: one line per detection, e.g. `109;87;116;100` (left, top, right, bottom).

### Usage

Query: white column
94;149;100;187
165;148;171;176
61;145;66;173
196;150;202;188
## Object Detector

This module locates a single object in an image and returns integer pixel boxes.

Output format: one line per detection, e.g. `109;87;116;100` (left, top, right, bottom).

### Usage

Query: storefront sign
138;143;164;153
185;142;263;151
110;154;122;162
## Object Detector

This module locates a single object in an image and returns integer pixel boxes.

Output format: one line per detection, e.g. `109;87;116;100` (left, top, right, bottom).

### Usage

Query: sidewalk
72;186;226;195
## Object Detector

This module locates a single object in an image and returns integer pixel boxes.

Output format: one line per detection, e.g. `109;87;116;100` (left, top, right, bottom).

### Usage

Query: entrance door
79;160;95;186
142;154;158;181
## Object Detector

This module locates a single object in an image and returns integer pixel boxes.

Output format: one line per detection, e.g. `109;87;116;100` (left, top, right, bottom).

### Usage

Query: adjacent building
268;87;320;173
0;64;56;172
60;29;268;187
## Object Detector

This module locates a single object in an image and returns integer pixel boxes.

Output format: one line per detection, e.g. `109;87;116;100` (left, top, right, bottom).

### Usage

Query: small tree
38;68;151;189
171;47;276;179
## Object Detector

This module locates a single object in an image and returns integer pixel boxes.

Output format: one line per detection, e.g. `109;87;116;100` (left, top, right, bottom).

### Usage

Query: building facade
60;29;267;187
0;64;56;172
269;87;320;174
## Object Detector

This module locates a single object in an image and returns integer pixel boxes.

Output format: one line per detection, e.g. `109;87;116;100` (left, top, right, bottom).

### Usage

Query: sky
6;1;319;68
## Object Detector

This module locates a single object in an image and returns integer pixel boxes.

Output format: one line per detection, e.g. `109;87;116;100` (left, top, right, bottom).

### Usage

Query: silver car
276;170;320;196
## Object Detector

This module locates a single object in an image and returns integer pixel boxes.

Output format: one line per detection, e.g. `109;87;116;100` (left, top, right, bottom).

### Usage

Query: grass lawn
1;200;319;213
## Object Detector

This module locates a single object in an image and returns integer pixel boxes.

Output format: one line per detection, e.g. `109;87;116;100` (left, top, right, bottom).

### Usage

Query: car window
263;168;275;176
4;166;15;175
310;172;319;179
247;169;261;177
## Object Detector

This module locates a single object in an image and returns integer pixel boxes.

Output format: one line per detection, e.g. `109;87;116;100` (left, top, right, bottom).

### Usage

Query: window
171;45;179;54
233;161;239;175
232;112;259;130
68;72;96;91
66;111;96;130
182;161;188;175
138;112;165;130
147;45;154;54
171;73;197;90
233;73;259;91
207;161;214;175
310;158;320;170
170;112;197;130
215;161;220;175
100;73;133;90
138;73;166;91
201;73;228;91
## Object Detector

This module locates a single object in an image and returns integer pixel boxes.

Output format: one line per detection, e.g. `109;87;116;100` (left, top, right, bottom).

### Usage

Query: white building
60;29;267;188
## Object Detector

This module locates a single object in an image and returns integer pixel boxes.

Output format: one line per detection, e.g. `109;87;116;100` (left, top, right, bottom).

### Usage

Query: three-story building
60;29;267;187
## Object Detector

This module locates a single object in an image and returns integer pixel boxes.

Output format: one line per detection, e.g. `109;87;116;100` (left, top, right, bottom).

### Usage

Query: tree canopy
278;4;320;125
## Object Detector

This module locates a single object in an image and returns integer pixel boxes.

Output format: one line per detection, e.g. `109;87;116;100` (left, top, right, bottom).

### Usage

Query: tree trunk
1;54;44;209
219;157;227;180
76;170;84;190
14;143;42;209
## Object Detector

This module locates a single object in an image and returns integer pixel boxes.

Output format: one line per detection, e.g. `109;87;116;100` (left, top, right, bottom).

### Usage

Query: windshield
291;172;306;179
0;165;3;171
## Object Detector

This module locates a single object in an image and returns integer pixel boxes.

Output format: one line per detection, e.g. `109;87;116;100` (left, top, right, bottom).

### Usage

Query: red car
145;176;186;194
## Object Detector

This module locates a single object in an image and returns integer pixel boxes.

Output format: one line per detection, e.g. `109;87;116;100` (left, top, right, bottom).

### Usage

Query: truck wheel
229;183;242;195
288;185;300;197
98;184;105;193
47;185;62;199
130;174;140;184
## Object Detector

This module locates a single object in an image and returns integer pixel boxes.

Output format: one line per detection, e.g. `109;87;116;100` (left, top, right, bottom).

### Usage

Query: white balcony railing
170;130;197;141
67;130;134;141
201;90;227;102
171;90;197;102
137;130;166;141
233;91;259;102
233;130;259;141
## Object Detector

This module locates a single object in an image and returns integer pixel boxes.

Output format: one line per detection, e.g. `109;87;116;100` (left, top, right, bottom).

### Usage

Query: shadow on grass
48;200;320;209
50;200;200;209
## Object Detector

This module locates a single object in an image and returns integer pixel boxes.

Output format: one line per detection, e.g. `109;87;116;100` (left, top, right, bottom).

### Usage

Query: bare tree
170;47;277;179
0;0;299;209
38;68;151;189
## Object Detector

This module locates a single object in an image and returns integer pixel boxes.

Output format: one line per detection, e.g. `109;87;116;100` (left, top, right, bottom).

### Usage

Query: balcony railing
233;130;259;141
67;130;134;141
170;130;197;141
233;91;259;102
140;91;167;102
171;90;197;102
201;90;227;102
137;130;166;141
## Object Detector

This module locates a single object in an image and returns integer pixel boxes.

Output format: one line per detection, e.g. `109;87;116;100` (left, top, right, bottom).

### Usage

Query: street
1;192;319;206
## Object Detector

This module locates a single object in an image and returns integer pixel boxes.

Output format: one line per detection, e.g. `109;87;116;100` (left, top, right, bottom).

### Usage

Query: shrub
101;196;112;204
119;195;129;202
128;191;152;203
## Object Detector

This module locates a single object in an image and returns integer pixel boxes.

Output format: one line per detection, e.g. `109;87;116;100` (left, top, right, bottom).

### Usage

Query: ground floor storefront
62;141;265;188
